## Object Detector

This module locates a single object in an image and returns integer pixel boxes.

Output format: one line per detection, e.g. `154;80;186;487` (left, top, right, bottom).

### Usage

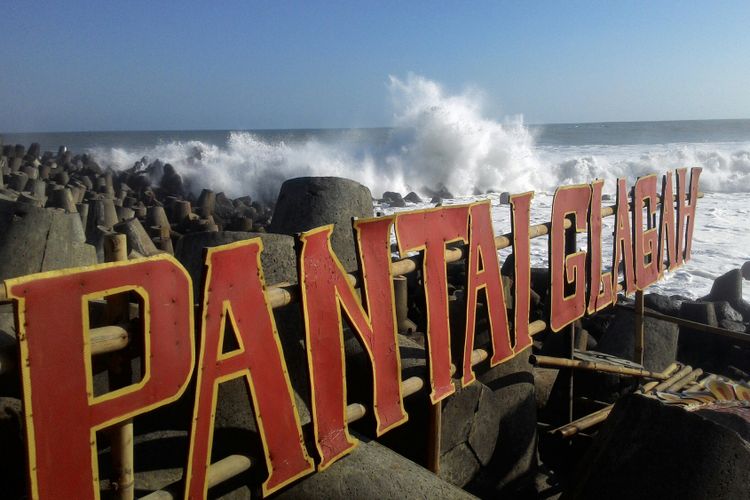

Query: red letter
633;174;660;289
462;201;512;387
6;256;194;500
658;171;678;273
550;184;591;332
185;240;313;497
612;178;636;295
587;179;614;313
395;206;469;403
509;192;535;353
299;219;407;471
676;167;702;264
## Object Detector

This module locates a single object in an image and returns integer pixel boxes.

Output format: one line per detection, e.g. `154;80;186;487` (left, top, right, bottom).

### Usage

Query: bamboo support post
634;290;645;365
426;400;442;474
104;234;134;500
530;354;670;380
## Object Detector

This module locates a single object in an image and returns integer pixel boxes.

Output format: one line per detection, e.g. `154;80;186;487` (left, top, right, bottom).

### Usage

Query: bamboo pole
140;454;253;500
638;307;750;344
650;364;694;393
104;233;135;500
530;355;670;380
634;290;645;365
640;362;680;393
426;400;442;474
664;368;703;392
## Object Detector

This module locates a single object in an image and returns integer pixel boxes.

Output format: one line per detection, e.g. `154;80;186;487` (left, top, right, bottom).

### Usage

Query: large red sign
4;169;701;498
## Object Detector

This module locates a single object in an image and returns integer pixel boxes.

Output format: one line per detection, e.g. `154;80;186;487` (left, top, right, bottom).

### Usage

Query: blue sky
1;1;749;132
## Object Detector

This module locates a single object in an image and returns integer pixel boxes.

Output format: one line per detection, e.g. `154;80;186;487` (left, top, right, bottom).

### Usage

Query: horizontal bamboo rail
140;454;253;500
530;354;670;380
0;324;129;376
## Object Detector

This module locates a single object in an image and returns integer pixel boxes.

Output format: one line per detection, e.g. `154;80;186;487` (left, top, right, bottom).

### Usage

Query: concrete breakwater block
469;349;538;496
269;177;373;273
438;381;503;488
113;217;161;258
566;394;750;499
274;434;475;500
0;199;96;282
174;231;297;297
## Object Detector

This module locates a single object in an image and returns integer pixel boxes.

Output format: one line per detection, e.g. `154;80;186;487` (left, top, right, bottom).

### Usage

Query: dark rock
382;191;406;207
439;442;481;488
214;192;237;221
473;350;537;494
269;177;373;272
7;172;28;192
28;142;40;158
404;191;422;203
468;383;503;466
596;306;679;372
498;192;511;205
677;301;721;369
441;381;482;452
719;319;745;332
643;293;683;316
532;367;559;412
706;269;742;304
0;397;24;498
159;163;184;197
567;394;750;499
714;300;744;323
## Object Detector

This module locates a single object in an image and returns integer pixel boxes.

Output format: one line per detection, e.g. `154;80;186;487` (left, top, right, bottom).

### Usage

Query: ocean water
3;75;749;301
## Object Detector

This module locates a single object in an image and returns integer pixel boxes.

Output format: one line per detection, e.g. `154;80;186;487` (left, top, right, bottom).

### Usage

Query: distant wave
88;74;750;202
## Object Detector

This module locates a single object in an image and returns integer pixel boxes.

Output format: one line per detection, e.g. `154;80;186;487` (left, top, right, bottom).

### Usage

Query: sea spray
82;76;750;202
89;75;546;202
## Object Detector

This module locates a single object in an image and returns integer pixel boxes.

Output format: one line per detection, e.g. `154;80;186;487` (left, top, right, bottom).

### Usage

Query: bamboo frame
553;362;681;438
530;354;670;380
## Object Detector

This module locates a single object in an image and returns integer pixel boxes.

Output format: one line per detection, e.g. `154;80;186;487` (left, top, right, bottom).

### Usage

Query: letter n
299;219;407;471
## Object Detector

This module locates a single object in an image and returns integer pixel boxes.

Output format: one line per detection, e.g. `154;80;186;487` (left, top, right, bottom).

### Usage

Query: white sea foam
87;74;750;300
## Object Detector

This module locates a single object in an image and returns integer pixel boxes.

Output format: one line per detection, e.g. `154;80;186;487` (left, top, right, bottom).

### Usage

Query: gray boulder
596;306;679;372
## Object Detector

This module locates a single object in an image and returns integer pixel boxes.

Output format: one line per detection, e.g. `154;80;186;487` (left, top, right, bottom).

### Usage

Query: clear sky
1;1;749;132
